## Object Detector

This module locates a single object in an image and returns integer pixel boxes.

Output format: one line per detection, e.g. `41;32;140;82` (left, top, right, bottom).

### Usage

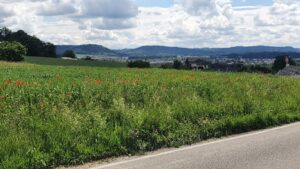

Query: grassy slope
24;56;126;68
0;62;300;169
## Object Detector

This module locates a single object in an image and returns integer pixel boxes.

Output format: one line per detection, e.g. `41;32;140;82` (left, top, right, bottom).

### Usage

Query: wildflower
15;81;26;85
5;80;11;85
96;80;102;85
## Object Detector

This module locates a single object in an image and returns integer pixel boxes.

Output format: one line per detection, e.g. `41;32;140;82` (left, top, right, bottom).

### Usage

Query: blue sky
134;0;273;7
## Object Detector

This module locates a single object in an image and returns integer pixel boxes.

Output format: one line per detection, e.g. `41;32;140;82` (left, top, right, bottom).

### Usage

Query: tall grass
24;56;126;68
0;62;300;168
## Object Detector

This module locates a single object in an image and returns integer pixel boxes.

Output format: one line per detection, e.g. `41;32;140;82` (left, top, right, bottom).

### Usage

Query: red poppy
15;81;26;85
5;80;11;85
96;80;102;85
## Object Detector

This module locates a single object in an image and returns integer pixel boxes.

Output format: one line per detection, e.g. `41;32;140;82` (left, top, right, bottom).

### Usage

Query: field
0;61;300;169
24;56;126;67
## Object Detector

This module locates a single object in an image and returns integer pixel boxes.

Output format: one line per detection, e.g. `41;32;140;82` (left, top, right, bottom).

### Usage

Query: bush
63;50;76;58
161;63;173;69
128;60;150;68
241;65;272;74
83;56;93;61
0;27;56;58
173;60;183;69
272;55;296;72
0;42;26;61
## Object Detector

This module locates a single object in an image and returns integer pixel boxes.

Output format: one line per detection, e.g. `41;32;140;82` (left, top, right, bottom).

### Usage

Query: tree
0;27;12;40
128;60;150;68
83;56;93;61
272;55;296;72
0;42;27;61
0;27;56;57
161;63;173;69
173;59;183;70
185;58;191;69
63;50;76;58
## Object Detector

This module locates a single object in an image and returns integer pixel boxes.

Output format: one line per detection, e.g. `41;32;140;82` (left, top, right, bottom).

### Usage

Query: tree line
160;55;296;73
0;27;56;58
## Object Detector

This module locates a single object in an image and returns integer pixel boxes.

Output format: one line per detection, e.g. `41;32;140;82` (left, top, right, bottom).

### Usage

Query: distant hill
56;44;300;58
56;44;119;56
119;45;300;57
225;52;300;59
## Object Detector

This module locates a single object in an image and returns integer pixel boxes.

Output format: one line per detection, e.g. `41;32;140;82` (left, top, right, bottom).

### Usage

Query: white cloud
0;0;300;48
36;0;77;16
79;0;138;19
175;0;233;18
0;4;15;19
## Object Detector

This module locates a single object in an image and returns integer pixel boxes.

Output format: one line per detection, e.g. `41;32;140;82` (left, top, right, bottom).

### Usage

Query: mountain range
56;44;119;56
56;44;300;58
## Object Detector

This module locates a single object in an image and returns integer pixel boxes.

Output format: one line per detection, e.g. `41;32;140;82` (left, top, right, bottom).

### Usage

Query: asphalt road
91;122;300;169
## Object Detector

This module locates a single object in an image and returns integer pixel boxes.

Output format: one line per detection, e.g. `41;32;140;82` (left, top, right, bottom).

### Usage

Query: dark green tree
128;60;150;68
173;59;183;70
83;56;93;61
0;42;27;61
0;27;12;40
63;50;76;58
161;63;173;69
185;58;191;69
272;55;296;72
0;27;56;57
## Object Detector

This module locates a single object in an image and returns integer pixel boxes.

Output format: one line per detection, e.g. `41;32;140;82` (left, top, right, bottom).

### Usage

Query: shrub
83;56;93;61
173;59;183;69
0;41;26;61
272;55;296;72
128;60;150;68
63;50;76;58
0;27;56;57
161;63;173;69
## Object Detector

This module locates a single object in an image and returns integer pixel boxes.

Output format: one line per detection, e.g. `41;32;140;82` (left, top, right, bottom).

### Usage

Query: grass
0;61;300;169
24;56;126;68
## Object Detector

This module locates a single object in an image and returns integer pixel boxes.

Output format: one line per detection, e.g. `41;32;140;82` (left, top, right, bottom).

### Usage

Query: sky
0;0;300;49
134;0;273;7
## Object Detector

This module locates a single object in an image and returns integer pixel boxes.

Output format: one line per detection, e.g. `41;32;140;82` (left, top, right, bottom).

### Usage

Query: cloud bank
0;0;299;48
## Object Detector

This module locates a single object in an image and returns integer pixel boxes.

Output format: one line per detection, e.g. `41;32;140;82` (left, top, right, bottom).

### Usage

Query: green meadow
0;61;300;169
24;56;126;68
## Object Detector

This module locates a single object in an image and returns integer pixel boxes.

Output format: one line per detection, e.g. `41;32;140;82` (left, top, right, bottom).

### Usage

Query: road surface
87;122;300;169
